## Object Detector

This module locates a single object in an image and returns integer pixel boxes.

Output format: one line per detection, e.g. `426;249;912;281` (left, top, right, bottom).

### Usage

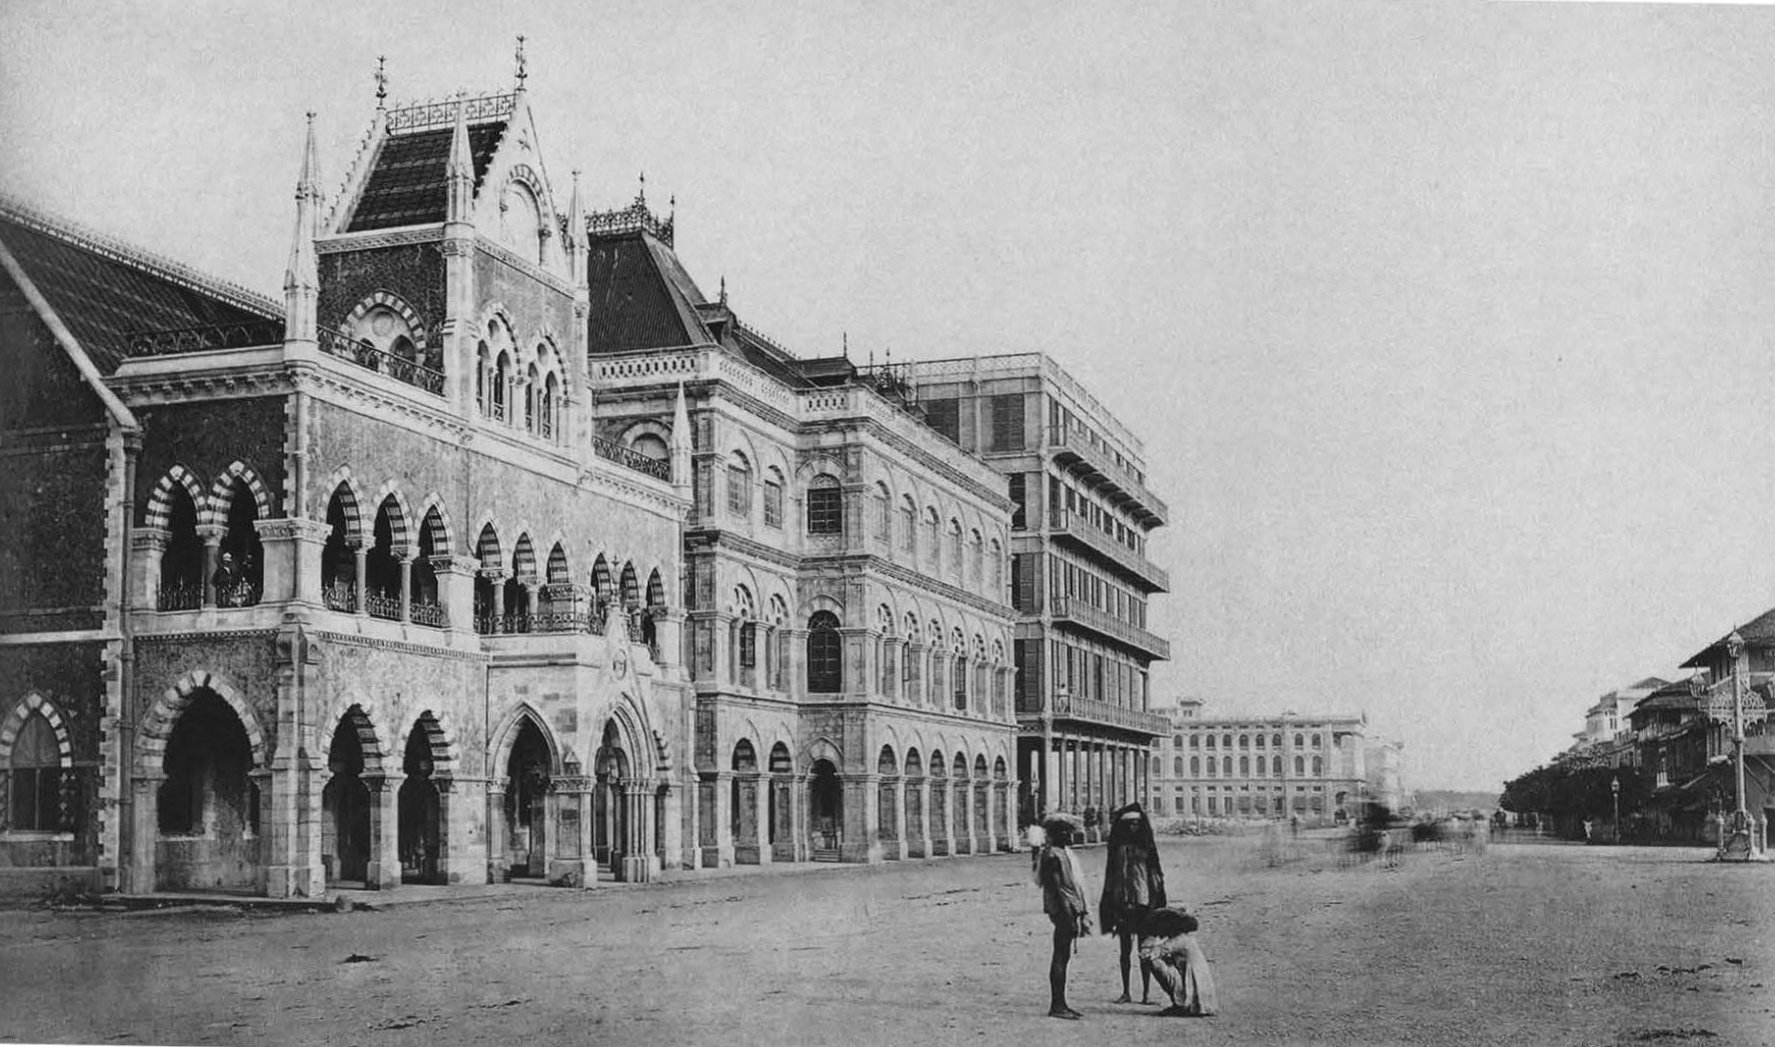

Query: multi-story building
1557;676;1669;770
1149;700;1376;824
0;63;1024;899
904;355;1171;834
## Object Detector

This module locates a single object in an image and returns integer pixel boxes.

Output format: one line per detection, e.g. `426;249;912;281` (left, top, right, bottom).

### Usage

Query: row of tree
1497;763;1653;838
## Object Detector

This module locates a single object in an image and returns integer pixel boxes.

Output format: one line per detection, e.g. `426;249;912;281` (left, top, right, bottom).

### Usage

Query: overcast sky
7;0;1775;791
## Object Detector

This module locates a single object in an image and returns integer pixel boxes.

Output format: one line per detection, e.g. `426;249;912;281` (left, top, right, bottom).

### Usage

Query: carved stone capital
132;527;171;552
255;517;333;543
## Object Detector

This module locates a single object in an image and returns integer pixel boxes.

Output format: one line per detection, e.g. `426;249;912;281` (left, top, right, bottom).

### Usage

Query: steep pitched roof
585;230;708;353
1681;604;1775;668
345;122;504;232
0;198;281;373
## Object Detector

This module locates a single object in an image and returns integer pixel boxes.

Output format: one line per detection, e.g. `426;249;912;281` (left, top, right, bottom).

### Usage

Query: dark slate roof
1630;680;1698;718
1681;604;1775;668
0;203;282;373
585;231;705;353
345;122;504;232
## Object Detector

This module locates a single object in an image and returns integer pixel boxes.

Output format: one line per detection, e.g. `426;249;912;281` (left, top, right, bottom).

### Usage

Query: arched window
900;496;917;552
1312;756;1323;776
1294;755;1305;775
1239;734;1249;749
947;520;963;579
541;371;560;440
969;529;983;586
763;470;785;528
1312;733;1322;749
1173;756;1184;776
476;342;489;412
806;476;842;535
1255;755;1266;776
1173;734;1183;748
1205;734;1216;750
1189;735;1199;749
727;453;753;517
8;711;63;831
1239;755;1249;776
1256;733;1267;749
1294;734;1305;749
632;433;669;462
1274;758;1283;779
873;483;891;541
1223;733;1233;748
951;647;967;711
924;507;940;563
1205;757;1216;778
735;586;757;670
1190;756;1200;776
806;611;842;692
493;352;511;422
1222;756;1232;777
1273;733;1283;748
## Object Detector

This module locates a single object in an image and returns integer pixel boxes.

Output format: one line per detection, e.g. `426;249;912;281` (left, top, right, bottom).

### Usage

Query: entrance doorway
154;688;260;892
810;759;842;859
399;721;442;884
323;713;372;885
506;718;551;878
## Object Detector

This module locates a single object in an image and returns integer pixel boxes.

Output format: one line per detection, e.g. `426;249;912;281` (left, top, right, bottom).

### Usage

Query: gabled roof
0;197;281;373
1630;680;1698;718
1681;604;1775;668
345;122;504;232
585;230;707;353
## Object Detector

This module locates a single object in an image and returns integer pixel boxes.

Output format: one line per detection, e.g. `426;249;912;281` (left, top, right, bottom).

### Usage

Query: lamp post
1611;774;1621;845
1693;631;1768;861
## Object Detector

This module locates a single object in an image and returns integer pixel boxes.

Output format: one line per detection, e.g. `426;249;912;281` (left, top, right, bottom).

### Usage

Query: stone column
890;776;908;860
846;772;880;863
255;517;331;606
366;773;404;889
485;782;509;882
354;546;370;618
906;641;926;705
197;524;224;607
712;770;735;868
132;528;169;609
791;773;810;862
908;775;930;858
753;774;773;865
430;554;480;634
397;552;414;624
128;774;162;893
770;776;795;862
660;779;683;871
955;774;974;855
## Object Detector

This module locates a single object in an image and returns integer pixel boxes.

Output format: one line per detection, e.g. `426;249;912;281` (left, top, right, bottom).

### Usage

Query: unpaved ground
1;837;1770;1046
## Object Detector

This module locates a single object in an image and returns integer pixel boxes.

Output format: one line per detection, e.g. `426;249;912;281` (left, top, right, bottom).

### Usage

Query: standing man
1035;814;1091;1020
1099;803;1166;1005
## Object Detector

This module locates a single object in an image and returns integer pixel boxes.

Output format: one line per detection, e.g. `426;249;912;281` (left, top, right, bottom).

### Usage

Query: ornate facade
0;64;1029;899
1149;699;1376;824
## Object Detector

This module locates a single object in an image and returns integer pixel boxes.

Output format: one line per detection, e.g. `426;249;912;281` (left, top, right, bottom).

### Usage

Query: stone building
0;66;1023;898
904;355;1171;834
1148;700;1375;824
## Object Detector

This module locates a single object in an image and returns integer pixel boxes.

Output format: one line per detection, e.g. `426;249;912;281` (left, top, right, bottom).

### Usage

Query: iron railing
156;581;204;612
384;92;515;133
214;581;261;609
363;590;402;621
319;329;446;397
1045;425;1169;522
322;583;357;613
592;435;671;481
1048;597;1170;660
1047;510;1170;591
408;599;449;628
125;320;285;357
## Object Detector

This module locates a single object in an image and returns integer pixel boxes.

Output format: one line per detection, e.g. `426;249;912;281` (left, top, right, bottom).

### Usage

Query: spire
284;112;320;344
514;35;528;93
446;92;474;225
670;381;692;498
374;55;388;109
566;169;588;285
719;275;727;306
636;171;646;206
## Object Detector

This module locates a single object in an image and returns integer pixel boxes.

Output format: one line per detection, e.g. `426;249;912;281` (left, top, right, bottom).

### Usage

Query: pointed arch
323;474;367;546
143;464;208;530
370;484;414;553
591;554;613;604
317;702;388;776
204;460;273;529
512;533;538;583
645;568;665;609
476;522;505;573
488;702;564;776
620;561;640;609
547;542;570;585
405;709;459;777
135;671;268;775
0;692;74;768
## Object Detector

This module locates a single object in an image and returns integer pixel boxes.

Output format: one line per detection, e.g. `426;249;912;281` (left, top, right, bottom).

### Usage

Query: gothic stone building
0;76;1022;899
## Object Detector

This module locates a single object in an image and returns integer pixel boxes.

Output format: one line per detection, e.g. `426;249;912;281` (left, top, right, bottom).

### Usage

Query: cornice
475;240;574;297
317;227;444;255
313;629;489;662
110;362;294;406
136;628;280;645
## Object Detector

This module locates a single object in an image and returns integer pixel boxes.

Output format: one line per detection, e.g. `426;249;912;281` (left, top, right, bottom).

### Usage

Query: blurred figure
1099;803;1167;1004
1137;908;1219;1017
1034;814;1091;1020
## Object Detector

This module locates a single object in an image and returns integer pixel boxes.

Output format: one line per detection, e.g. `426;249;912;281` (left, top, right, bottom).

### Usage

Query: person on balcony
212;553;241;607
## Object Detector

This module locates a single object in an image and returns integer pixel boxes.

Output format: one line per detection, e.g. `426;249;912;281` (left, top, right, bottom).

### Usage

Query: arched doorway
952;753;972;855
155;688;260;892
768;743;793;862
928;751;948;857
877;745;899;858
810;758;842;859
322;712;373;886
594;721;629;877
904;748;926;859
731;739;760;864
399;719;443;884
506;718;552;879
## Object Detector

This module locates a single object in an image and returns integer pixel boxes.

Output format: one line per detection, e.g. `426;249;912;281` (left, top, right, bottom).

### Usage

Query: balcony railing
591;435;671;481
1047;510;1170;592
1045;425;1169;524
322;583;357;613
155;580;259;610
1048;597;1170;660
408;600;449;629
318;329;446;397
125;319;285;358
1017;694;1170;736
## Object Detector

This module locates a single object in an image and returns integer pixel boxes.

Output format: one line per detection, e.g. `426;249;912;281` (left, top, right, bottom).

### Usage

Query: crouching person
1136;908;1219;1017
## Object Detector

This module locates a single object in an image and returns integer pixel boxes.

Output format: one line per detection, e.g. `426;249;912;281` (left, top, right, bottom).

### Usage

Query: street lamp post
1691;631;1768;861
1611;775;1621;845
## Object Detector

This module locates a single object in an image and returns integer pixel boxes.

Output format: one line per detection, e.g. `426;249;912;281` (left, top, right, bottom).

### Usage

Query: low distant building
1147;700;1380;825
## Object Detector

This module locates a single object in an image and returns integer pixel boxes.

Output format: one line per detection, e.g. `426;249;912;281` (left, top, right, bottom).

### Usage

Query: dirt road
1;837;1769;1046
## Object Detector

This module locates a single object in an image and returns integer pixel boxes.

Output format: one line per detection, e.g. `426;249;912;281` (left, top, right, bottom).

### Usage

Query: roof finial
843;331;849;359
669;193;676;218
374;55;388;108
515;35;528;90
719;275;727;305
637;171;646;206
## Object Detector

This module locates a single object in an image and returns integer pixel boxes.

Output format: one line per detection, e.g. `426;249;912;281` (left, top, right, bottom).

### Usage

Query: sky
5;0;1775;792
